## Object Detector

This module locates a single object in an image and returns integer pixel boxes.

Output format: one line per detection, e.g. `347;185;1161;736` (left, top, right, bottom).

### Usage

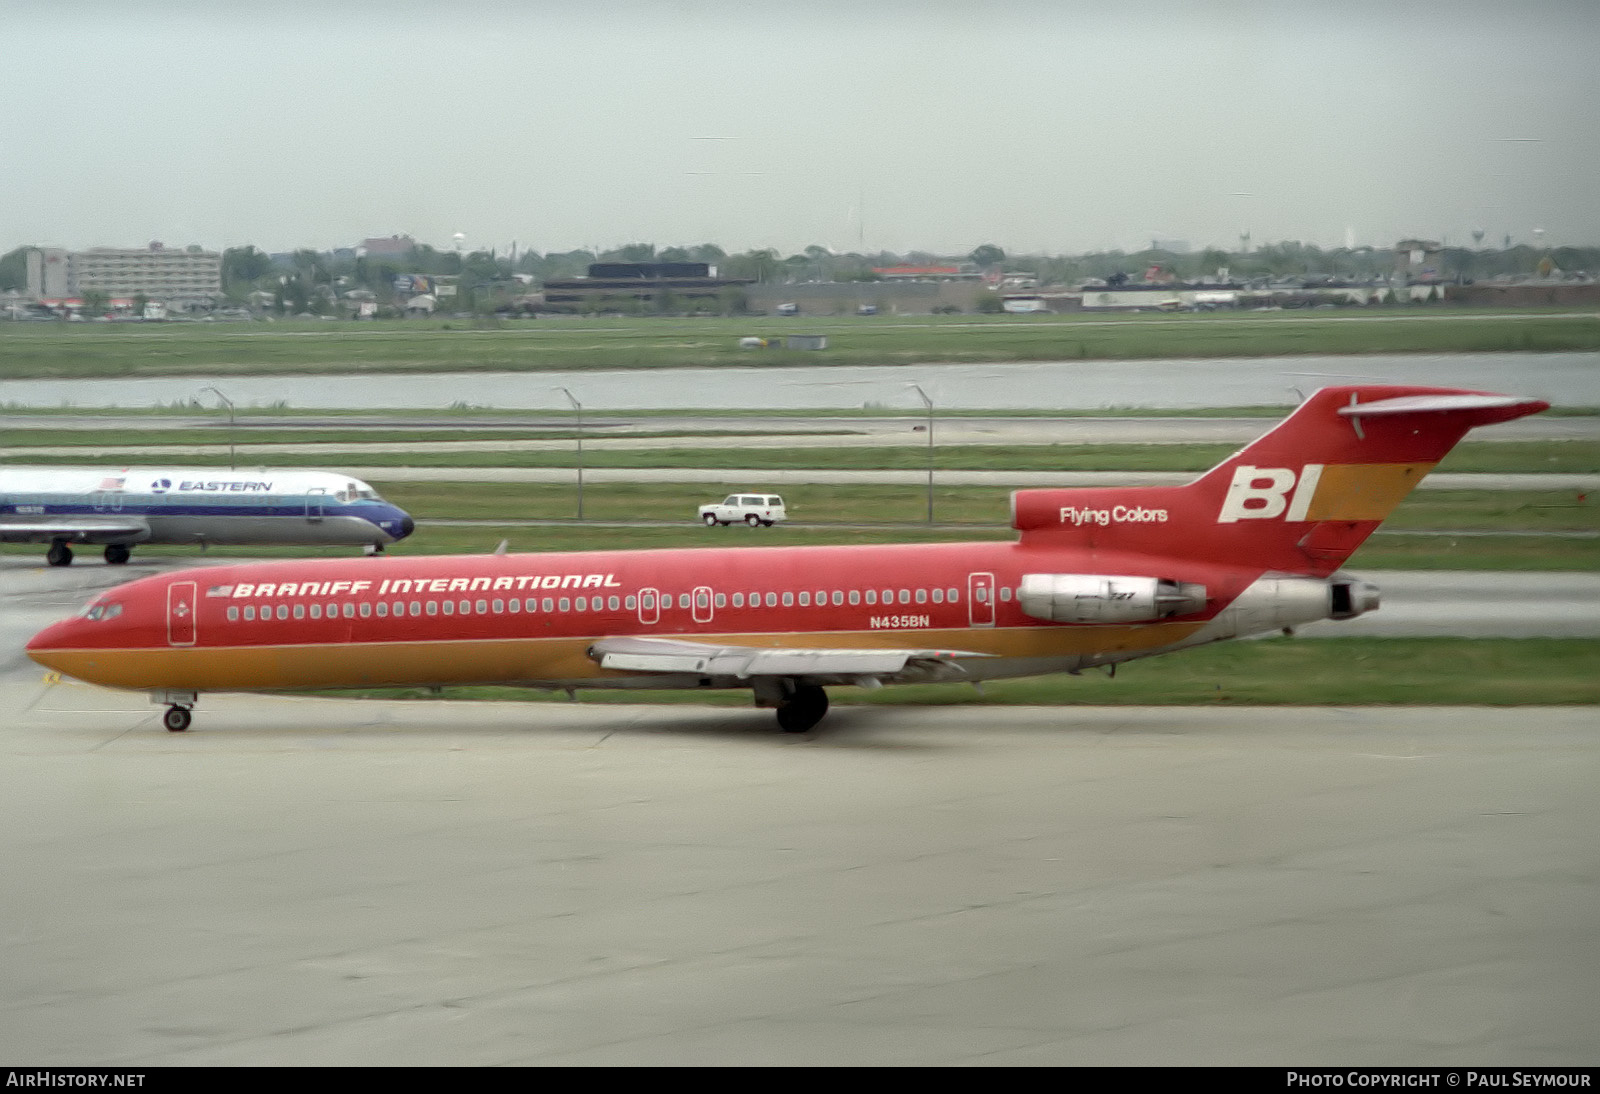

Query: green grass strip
321;637;1600;707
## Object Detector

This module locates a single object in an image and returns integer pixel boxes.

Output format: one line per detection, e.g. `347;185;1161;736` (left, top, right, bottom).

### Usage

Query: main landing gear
162;706;192;732
775;683;829;734
47;543;133;565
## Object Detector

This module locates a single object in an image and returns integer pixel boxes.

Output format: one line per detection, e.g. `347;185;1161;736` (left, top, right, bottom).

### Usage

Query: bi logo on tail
1217;464;1325;523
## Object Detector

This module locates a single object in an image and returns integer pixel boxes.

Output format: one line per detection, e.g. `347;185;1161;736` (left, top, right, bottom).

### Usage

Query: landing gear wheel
775;684;829;733
162;706;192;732
704;513;719;526
46;542;73;567
104;544;131;565
746;514;761;527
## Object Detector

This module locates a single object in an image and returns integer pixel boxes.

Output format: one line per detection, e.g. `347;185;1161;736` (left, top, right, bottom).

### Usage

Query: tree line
4;239;1595;311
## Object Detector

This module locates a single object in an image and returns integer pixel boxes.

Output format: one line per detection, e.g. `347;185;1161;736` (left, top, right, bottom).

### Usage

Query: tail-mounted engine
1018;574;1208;624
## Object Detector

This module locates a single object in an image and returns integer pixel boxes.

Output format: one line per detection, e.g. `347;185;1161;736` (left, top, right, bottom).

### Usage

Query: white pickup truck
698;493;787;527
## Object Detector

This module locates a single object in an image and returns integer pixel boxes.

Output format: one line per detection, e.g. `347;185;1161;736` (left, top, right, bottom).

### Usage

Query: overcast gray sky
4;0;1597;258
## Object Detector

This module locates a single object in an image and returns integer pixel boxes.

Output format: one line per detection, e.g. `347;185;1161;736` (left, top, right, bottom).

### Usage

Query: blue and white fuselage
0;467;414;566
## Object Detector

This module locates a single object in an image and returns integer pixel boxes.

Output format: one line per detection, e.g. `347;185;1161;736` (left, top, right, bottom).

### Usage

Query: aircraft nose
397;514;415;538
25;618;75;670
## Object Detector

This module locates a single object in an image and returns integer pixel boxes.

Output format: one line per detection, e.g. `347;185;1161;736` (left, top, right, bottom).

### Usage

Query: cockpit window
344;481;380;502
80;602;123;621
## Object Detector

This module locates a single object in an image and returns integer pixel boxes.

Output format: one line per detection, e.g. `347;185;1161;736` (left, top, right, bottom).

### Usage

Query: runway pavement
2;559;1596;1065
2;685;1595;1065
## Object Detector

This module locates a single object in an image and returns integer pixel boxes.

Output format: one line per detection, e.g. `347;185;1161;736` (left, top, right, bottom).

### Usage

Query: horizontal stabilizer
1337;392;1548;419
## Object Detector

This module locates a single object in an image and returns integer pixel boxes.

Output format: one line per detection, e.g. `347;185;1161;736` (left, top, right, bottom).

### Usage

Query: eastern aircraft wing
588;635;987;685
0;518;151;544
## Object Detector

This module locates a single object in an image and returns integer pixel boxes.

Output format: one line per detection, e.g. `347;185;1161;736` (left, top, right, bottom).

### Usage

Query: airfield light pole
909;383;934;523
203;386;236;469
558;387;584;520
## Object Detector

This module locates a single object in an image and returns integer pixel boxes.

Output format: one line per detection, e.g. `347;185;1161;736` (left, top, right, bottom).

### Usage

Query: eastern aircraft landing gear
104;544;131;565
162;706;192;732
775;683;829;733
46;541;73;567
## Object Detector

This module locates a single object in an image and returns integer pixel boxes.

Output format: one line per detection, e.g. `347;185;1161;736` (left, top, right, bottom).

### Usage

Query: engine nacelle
1018;573;1208;624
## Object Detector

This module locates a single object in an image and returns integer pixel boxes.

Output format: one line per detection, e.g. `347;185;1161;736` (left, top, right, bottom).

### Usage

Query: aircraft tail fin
1011;385;1549;575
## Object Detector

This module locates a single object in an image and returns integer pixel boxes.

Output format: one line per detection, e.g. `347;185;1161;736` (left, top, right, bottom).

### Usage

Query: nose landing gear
154;691;198;732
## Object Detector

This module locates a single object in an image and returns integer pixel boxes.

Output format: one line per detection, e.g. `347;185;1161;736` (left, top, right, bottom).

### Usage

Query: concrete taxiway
2;686;1595;1066
2;558;1596;1065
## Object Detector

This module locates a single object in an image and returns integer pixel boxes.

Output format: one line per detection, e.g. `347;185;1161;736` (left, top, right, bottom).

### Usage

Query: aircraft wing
0;518;151;544
588;635;987;685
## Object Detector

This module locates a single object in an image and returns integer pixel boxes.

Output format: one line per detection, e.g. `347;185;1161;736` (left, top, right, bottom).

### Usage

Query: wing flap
589;635;984;683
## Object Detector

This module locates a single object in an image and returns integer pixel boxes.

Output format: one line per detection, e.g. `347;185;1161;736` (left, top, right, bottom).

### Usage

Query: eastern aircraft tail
1011;385;1549;575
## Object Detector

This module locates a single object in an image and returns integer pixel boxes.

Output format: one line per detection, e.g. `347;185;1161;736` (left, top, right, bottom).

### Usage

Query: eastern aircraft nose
397;514;415;539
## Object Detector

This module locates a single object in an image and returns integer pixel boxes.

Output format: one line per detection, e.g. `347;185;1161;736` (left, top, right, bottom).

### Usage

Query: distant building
356;235;416;258
871;265;981;280
28;242;220;309
25;248;70;298
540;262;753;312
1395;239;1443;281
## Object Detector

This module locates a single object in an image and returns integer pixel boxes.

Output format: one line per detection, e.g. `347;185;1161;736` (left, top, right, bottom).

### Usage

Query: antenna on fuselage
493;539;509;556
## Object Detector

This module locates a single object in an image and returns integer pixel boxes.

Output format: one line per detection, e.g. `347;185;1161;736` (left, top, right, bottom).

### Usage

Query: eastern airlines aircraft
1;468;414;565
27;386;1546;733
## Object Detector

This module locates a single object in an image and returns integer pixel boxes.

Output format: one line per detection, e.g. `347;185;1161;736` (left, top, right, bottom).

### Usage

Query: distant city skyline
4;0;1597;257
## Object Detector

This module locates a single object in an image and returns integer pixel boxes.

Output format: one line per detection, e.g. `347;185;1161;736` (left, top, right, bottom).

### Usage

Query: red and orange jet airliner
27;385;1547;733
